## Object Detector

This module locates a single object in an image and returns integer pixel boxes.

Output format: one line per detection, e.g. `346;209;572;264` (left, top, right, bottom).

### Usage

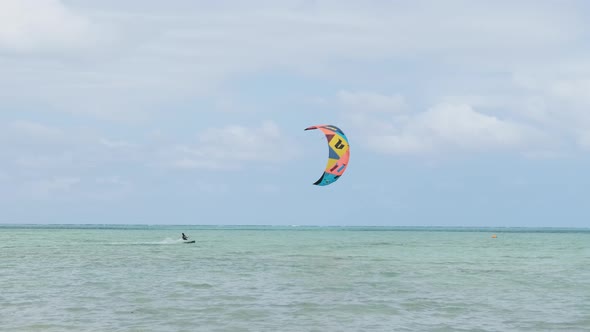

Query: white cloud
512;71;590;150
95;175;127;186
0;119;294;185
161;121;299;170
515;73;590;109
157;1;579;64
360;103;547;156
549;79;590;107
99;138;139;149
0;120;148;182
14;153;74;169
1;1;589;158
7;120;65;142
14;175;134;200
20;176;80;198
1;1;586;120
0;0;97;53
91;175;134;199
337;90;407;113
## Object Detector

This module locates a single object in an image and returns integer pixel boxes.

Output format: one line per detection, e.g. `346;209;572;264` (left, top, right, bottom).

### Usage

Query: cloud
1;1;589;157
154;1;580;64
0;120;139;200
550;79;590;104
1;1;587;121
19;176;80;198
356;102;547;156
14;153;74;170
91;175;134;199
95;176;127;185
160;121;300;170
515;73;590;109
1;119;299;190
7;120;66;143
0;120;147;182
13;175;134;200
512;71;590;150
337;90;407;113
0;0;97;53
99;138;139;149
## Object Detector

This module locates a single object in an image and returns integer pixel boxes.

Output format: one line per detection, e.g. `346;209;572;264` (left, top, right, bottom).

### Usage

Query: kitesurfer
181;233;188;240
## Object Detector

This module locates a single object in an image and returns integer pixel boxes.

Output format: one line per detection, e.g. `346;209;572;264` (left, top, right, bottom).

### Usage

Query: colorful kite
305;124;350;186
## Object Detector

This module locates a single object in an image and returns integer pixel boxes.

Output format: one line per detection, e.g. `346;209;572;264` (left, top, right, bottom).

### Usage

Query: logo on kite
304;124;350;186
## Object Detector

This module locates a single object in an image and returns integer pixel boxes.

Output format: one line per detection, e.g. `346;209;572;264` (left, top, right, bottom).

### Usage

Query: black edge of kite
313;173;325;185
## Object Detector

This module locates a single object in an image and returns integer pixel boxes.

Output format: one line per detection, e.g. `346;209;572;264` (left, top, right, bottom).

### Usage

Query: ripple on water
1;227;589;331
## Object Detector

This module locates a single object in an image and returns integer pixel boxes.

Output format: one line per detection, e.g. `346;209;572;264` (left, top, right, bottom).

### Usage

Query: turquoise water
1;225;589;331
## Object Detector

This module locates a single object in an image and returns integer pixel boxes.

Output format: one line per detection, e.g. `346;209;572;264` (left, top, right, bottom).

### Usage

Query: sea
1;225;589;332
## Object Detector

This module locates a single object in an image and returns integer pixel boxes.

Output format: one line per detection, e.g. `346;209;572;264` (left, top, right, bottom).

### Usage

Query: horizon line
1;223;589;230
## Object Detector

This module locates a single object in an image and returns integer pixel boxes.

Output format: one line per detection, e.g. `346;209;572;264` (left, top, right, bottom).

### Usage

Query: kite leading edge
305;124;350;186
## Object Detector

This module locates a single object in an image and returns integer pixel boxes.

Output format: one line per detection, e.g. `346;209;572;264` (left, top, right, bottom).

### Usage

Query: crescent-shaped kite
305;124;350;186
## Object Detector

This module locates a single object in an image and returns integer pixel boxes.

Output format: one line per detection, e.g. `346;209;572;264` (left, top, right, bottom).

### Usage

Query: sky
1;0;590;227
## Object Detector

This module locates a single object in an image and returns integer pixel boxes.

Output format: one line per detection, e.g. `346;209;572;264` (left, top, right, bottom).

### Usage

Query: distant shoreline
1;224;589;233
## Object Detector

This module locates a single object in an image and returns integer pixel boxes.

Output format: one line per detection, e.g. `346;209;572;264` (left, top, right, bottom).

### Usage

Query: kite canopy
305;124;350;186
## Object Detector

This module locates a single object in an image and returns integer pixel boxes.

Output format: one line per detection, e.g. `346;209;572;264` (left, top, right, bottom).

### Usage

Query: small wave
175;281;213;289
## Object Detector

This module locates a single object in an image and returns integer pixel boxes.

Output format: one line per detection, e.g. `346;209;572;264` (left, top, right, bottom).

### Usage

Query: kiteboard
182;240;195;244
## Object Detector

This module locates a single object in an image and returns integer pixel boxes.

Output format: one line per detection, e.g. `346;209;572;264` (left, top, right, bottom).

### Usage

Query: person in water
181;233;188;240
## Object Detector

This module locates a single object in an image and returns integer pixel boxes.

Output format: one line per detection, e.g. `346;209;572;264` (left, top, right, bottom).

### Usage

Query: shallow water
1;225;589;331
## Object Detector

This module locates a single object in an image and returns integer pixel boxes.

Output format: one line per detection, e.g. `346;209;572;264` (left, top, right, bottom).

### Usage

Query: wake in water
104;238;195;246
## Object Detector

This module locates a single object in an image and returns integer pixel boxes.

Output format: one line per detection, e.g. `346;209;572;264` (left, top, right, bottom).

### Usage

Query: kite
305;124;350;186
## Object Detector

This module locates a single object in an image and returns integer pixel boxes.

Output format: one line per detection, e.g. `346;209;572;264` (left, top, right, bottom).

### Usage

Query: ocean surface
1;225;589;332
